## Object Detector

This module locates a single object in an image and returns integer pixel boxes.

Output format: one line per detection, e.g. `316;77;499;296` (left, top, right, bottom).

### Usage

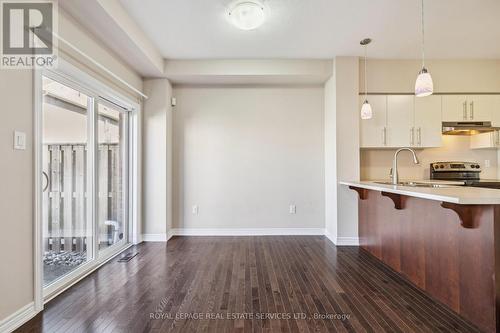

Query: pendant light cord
364;44;368;99
421;0;425;68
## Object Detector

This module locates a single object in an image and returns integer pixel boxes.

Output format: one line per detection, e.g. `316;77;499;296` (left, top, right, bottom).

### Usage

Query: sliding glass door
97;101;128;252
40;72;131;289
42;76;93;286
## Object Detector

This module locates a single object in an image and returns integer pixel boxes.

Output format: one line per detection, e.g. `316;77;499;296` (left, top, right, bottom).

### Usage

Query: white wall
360;59;500;94
142;79;173;239
0;70;34;322
331;57;360;243
324;64;337;240
59;9;143;98
43;105;119;144
165;59;332;85
172;86;325;230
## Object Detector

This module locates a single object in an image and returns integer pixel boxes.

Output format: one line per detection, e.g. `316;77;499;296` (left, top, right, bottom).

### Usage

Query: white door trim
33;66;44;313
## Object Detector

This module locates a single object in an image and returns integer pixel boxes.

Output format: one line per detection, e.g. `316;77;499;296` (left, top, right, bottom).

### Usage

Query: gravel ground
43;251;86;285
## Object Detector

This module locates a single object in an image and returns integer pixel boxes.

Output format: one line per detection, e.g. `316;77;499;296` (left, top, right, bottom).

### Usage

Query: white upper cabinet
360;93;500;149
386;95;413;147
491;96;500;127
442;95;468;121
360;94;443;148
470;131;500;149
414;95;443;147
470;96;500;149
360;95;387;148
467;95;493;121
442;95;494;122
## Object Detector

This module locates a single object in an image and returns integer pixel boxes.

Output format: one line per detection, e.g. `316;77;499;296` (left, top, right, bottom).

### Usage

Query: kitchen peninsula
342;180;500;333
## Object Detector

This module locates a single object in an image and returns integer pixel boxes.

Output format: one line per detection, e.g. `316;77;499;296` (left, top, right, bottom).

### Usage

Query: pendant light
415;0;433;97
360;38;372;120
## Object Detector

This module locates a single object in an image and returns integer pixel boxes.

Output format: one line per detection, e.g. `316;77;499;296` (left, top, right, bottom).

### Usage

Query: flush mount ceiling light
228;1;266;30
360;38;373;120
415;0;434;97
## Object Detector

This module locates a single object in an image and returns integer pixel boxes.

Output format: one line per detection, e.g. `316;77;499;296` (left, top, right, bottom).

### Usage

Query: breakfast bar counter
343;180;500;333
341;180;500;205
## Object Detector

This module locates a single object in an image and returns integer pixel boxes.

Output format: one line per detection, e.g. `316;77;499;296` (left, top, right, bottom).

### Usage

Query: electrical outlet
289;205;296;214
485;160;491;168
192;205;199;215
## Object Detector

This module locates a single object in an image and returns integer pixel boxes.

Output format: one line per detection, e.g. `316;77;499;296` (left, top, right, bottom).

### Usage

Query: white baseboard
0;302;38;333
325;232;337;244
335;237;360;246
143;229;358;245
169;228;326;236
325;233;359;246
142;233;168;242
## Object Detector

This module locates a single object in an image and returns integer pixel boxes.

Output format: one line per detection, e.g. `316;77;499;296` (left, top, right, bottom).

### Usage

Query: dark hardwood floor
17;236;481;333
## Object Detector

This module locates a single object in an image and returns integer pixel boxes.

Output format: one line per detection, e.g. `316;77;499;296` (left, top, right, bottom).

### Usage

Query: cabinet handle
496;131;499;146
410;127;414;145
463;101;467;120
382;127;387;146
470;101;474;120
417;127;422;145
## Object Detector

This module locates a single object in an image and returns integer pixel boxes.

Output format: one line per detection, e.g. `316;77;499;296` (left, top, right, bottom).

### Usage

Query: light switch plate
14;131;26;150
192;205;199;215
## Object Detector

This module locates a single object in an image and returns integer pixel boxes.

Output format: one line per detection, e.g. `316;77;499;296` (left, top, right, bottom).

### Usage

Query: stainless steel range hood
442;121;500;135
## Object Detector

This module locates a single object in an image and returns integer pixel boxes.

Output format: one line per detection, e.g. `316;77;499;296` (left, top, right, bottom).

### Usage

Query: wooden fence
42;143;123;253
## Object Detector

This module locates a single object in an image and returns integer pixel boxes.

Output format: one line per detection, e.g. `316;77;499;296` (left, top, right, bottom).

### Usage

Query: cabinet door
414;95;443;147
468;95;496;122
490;96;500;126
386;95;413;147
442;95;467;121
470;131;497;149
360;95;387;148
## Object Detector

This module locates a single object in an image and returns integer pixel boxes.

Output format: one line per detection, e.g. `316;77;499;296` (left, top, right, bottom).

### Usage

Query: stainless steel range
430;161;500;189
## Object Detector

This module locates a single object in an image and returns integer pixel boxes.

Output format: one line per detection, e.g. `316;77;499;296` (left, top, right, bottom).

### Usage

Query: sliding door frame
33;58;142;310
95;97;130;256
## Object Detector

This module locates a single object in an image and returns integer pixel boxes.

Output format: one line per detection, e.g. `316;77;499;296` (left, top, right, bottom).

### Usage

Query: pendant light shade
415;0;433;97
360;38;372;120
415;68;433;97
361;100;373;120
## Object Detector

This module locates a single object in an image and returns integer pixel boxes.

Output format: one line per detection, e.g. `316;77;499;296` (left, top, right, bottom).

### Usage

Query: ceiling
119;0;500;60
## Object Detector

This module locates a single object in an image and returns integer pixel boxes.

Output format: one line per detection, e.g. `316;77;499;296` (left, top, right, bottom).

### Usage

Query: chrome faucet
391;148;420;185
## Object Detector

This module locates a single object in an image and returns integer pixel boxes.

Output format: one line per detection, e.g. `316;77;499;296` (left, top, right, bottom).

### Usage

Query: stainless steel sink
373;181;455;188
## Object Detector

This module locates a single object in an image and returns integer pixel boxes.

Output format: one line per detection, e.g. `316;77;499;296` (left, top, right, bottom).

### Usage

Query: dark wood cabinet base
353;187;498;333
